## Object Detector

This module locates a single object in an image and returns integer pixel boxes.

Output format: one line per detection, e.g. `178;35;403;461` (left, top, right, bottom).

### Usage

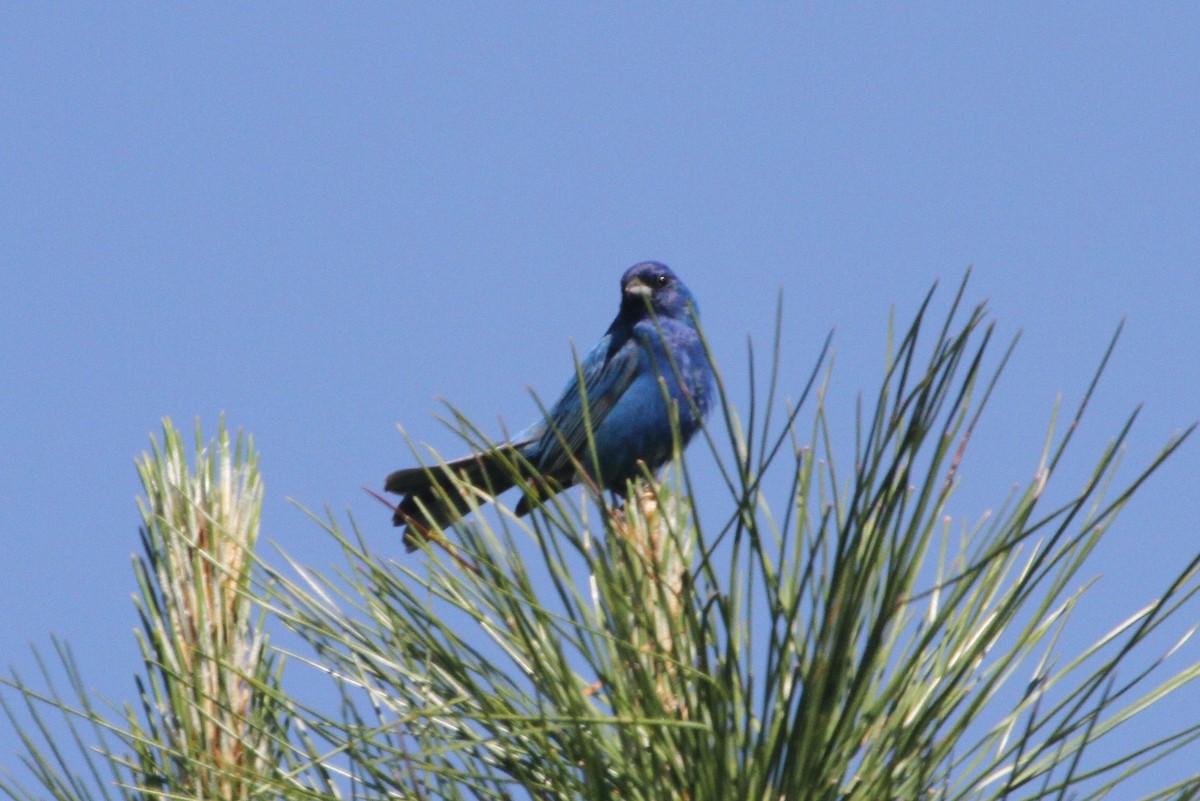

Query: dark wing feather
531;335;641;480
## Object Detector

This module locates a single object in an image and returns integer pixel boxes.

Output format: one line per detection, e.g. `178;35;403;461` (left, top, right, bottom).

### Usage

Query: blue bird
385;261;713;551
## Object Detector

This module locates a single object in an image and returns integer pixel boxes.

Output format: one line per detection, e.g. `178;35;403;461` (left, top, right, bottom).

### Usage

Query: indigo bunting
385;261;713;550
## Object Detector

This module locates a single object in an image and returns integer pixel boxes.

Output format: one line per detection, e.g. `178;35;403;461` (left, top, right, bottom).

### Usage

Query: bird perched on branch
385;261;713;551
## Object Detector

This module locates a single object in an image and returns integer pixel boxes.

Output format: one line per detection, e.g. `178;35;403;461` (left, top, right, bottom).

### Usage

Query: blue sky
2;4;1198;793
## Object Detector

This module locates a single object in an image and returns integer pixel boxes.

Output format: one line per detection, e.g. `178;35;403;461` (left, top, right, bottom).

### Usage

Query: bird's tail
385;446;522;551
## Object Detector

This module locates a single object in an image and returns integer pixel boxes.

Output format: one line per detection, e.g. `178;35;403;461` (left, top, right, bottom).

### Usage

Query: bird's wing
532;333;641;478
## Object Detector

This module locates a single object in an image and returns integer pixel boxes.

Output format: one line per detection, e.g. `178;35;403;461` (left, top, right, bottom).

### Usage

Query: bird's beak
623;278;652;299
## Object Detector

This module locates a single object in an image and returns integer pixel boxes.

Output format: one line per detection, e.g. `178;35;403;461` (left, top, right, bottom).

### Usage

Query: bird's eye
653;275;670;289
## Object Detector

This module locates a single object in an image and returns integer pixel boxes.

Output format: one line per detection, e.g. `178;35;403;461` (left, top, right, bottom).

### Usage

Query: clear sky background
2;4;1198;794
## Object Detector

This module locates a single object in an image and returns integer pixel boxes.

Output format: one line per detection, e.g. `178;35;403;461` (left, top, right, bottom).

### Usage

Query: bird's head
619;261;698;321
